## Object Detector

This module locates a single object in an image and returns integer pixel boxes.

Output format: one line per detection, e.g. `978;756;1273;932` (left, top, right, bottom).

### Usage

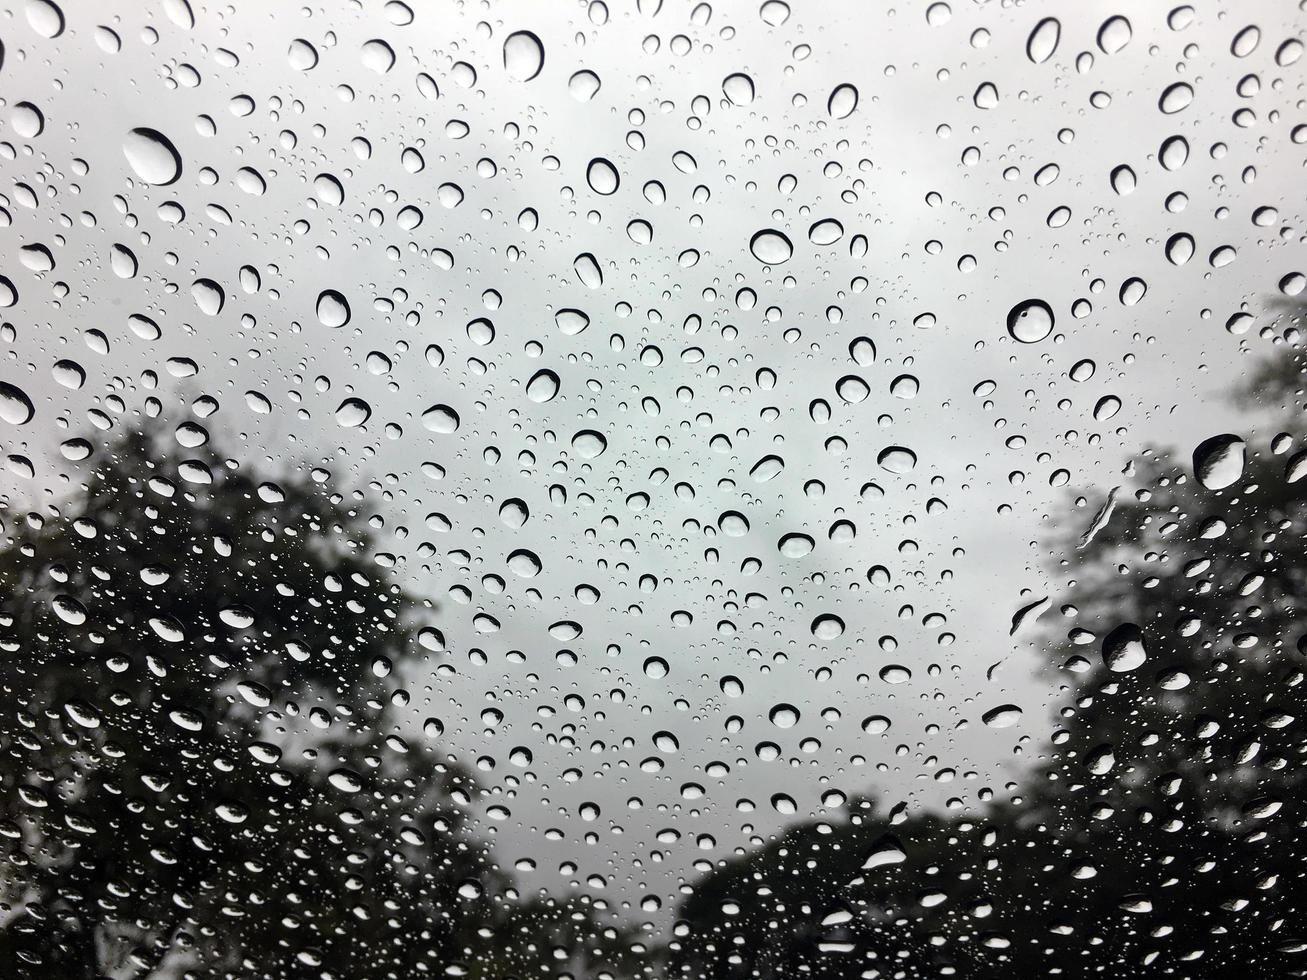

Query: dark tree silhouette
664;351;1307;979
0;427;632;979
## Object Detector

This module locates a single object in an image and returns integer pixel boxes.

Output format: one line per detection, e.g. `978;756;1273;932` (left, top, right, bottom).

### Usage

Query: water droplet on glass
1192;433;1245;490
1103;623;1147;672
749;229;793;264
503;30;545;81
1026;17;1060;63
586;157;620;195
0;381;35;425
316;289;351;327
982;704;1022;729
122;127;182;185
1006;298;1054;343
827;83;859;119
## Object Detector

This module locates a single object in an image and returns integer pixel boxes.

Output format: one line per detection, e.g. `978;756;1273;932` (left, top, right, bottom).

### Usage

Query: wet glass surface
1;1;1306;977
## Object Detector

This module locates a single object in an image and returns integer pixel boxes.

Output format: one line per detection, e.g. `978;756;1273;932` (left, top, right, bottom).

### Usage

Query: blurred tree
0;427;631;979
665;353;1307;978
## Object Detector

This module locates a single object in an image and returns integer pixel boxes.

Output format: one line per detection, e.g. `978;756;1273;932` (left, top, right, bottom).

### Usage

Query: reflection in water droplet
878;446;917;473
1097;15;1132;54
288;38;319;70
335;398;371;427
586;157;620;195
750;455;784;481
982;705;1023;729
722;72;754;106
1159;82;1194;114
526;369;560;403
759;0;790;26
572;429;607;458
1103;623;1147;672
1193;433;1245;489
778;533;814;558
503;30;545;81
421;404;461;433
0;381;35;425
568;69;601;101
890;374;919;399
749;229;793;264
769;703;800;728
827;83;859;119
808;219;843;245
1027;17;1060;63
1006;298;1054;343
316;289;351;327
811;614;845;639
191;278;224;316
123;127;182;185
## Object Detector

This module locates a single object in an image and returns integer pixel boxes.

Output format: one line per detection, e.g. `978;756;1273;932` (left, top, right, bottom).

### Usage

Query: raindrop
51;359;85;389
749;455;784;481
586;157;620;195
1158;82;1194;114
749;229;793;264
335;398;371;427
1192;434;1245;490
191;278;224;316
316;289;351;327
769;704;800;728
360;38;396;73
503;30;545;81
778;533;815;558
827;83;859;119
1006;298;1054;343
572;430;608;458
568;70;601;101
808;219;844;245
574;253;603;288
1096;15;1132;53
982;705;1022;729
26;0;64;38
889;374;919;399
123;128;182;185
287;38;319;70
0;382;35;425
526;369;560;403
723;72;755;105
556;308;590;335
1103;623;1147;672
1026;17;1060;63
877;446;917;473
422;405;461;433
759;0;790;26
811;614;845;639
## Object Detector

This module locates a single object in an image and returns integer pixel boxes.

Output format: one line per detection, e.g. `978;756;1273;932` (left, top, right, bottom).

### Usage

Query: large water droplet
1026;17;1060;63
123;128;182;185
335;398;372;427
1102;623;1147;672
586;157;620;195
827;83;859;119
421;404;461;433
572;430;608;458
526;369;560;403
503;30;545;81
316;289;351;327
0;381;35;425
1192;433;1245;490
877;446;917;473
722;72;755;106
749;229;793;264
1006;298;1054;343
